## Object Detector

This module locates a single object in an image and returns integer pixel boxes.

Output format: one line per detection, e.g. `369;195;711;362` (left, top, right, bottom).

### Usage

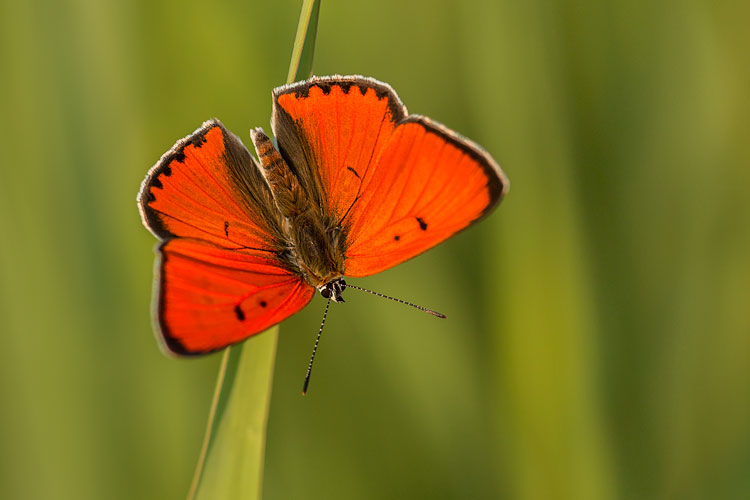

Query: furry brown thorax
249;128;346;293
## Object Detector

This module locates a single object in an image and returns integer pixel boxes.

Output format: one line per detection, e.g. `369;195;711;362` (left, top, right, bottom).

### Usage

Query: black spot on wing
234;304;246;321
151;177;163;189
306;81;358;96
417;217;428;230
224;221;229;237
394;235;400;241
188;133;208;148
259;300;267;308
319;82;335;95
347;166;361;178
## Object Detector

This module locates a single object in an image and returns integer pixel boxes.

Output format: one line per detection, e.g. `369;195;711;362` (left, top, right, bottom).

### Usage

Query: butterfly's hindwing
157;238;314;355
139;76;509;355
138;120;312;355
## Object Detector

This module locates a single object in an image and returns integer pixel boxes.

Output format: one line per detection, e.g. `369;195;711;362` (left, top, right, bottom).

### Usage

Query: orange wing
271;76;508;278
138;119;283;251
138;120;306;355
157;239;314;355
271;76;407;222
344;116;508;276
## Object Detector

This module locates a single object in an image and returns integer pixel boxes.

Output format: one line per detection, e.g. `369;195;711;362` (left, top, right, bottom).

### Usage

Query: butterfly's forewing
271;76;508;278
344;116;508;276
157;239;314;355
138;120;312;355
139;120;283;251
272;76;407;222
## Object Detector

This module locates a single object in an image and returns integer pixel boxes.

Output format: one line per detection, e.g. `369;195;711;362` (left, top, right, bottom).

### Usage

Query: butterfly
138;75;509;383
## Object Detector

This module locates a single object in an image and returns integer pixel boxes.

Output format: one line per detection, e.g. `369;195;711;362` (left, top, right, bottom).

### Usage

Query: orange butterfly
138;75;508;387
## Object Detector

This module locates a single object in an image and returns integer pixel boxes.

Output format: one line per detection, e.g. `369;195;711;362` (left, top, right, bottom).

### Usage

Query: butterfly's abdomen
251;128;309;219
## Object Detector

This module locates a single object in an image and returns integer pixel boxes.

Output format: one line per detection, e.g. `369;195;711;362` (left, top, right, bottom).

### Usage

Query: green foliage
287;0;320;82
189;334;278;500
0;1;748;499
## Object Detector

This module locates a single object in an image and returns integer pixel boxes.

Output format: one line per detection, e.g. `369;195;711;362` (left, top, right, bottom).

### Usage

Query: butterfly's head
319;278;346;303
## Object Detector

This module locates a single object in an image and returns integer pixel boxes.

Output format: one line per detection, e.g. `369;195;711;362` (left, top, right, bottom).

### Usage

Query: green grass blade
186;3;322;499
189;332;279;500
286;0;321;82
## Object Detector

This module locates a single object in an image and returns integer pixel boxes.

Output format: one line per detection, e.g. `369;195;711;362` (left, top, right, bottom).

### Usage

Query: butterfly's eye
321;288;331;299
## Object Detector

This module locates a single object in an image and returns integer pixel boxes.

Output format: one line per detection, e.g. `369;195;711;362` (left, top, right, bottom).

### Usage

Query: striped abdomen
250;128;309;219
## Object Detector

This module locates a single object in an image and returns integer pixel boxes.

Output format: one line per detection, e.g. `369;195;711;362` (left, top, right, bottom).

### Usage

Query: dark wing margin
343;114;509;277
137;119;284;251
271;75;408;220
154;238;314;356
269;75;508;278
403;115;509;221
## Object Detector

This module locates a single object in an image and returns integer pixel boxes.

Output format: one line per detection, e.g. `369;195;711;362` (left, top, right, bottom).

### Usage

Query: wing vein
152;208;270;249
186;147;256;222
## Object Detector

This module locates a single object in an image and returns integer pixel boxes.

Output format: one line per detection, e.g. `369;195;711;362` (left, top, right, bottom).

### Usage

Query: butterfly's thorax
251;128;346;287
138;76;509;356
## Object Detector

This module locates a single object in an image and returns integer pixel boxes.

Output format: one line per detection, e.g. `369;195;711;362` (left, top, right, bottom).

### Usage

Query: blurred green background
2;0;749;499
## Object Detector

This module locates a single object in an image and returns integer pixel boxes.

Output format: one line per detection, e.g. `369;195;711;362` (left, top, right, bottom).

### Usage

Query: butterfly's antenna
344;284;447;319
302;298;331;396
